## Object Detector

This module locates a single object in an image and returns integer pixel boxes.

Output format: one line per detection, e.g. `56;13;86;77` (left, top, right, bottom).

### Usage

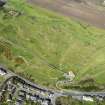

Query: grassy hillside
0;0;105;88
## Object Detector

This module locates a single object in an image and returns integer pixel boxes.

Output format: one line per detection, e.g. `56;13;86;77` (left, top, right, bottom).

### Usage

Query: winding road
1;66;105;105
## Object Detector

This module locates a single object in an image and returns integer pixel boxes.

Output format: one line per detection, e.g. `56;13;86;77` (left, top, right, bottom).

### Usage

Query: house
83;96;93;102
96;96;103;101
63;71;75;81
42;101;48;105
0;68;7;76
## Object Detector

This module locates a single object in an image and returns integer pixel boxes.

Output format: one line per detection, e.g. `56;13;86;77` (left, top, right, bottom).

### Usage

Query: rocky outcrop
0;0;6;7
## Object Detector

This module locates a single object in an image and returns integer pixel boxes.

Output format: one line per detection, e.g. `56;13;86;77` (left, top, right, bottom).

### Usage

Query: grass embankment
56;96;105;105
0;0;105;88
0;76;4;84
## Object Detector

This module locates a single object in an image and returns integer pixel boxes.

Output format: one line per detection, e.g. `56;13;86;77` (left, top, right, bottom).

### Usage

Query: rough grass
0;75;4;84
0;0;105;88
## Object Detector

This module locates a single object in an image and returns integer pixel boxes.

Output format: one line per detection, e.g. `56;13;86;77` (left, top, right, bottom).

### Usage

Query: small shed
83;96;93;102
63;71;75;81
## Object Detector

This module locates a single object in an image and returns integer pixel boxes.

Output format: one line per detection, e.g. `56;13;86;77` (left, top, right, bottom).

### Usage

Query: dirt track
28;0;105;29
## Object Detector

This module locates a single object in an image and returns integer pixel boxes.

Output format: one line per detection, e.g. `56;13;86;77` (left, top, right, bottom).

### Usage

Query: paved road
0;66;57;105
1;66;105;105
0;66;53;93
63;91;105;97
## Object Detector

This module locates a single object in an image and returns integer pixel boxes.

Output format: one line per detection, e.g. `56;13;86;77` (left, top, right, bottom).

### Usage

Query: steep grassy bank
0;0;105;88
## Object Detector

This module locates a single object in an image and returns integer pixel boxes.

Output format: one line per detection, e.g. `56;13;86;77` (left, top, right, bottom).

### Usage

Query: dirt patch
27;0;105;29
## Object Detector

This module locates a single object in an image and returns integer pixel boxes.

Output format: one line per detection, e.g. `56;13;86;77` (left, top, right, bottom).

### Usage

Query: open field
28;0;105;29
0;0;105;88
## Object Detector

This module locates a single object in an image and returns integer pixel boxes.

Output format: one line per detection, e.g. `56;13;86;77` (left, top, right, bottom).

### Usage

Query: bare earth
27;0;105;29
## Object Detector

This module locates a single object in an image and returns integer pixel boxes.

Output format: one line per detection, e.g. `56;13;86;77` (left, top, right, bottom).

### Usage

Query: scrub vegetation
0;0;105;90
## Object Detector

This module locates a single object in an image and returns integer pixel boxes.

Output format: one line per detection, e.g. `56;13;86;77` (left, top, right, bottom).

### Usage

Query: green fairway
0;0;105;88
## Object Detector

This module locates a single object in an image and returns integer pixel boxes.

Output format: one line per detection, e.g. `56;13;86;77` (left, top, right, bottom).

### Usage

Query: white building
42;101;48;105
0;69;6;76
63;71;75;81
83;96;93;102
